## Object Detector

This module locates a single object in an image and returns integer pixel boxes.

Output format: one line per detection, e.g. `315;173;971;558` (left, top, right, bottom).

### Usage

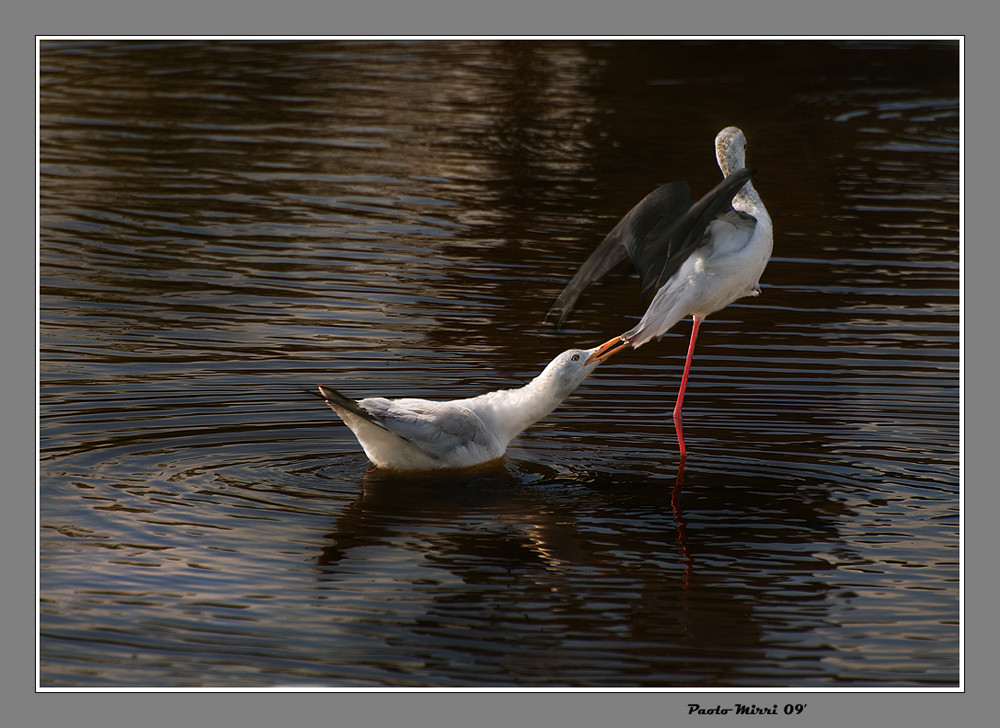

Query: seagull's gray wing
359;397;496;461
318;385;498;462
546;181;693;328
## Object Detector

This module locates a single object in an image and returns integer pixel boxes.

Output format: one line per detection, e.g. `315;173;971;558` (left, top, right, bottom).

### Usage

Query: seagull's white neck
467;363;581;445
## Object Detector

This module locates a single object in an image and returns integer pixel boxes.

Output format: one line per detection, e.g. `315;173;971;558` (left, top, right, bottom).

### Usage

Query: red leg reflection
672;459;691;592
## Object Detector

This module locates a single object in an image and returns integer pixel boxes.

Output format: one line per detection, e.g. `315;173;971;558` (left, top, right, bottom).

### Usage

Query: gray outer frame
13;10;980;728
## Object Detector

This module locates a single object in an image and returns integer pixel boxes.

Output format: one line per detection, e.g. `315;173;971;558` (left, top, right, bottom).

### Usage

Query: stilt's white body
319;347;601;471
624;126;773;347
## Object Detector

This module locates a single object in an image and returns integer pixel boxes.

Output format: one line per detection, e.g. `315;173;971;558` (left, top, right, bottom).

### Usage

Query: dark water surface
38;39;960;687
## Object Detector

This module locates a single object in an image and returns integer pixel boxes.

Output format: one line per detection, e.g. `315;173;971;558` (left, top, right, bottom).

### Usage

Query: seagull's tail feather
317;385;389;432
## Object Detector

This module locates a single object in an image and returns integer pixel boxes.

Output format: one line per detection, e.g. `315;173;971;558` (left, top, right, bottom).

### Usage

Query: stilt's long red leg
672;316;702;460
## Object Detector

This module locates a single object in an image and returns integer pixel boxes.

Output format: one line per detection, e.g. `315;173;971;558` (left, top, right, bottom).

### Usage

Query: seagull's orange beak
586;334;631;364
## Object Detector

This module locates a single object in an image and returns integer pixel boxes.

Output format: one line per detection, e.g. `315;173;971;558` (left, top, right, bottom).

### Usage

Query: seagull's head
540;347;603;397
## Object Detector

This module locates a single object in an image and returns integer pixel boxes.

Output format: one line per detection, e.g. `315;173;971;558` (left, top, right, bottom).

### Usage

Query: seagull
547;126;773;459
318;347;602;471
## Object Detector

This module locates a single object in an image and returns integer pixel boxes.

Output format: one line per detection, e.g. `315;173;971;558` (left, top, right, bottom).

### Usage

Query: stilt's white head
715;126;748;177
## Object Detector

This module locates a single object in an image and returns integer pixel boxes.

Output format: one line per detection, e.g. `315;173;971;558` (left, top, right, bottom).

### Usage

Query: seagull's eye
571;354;580;361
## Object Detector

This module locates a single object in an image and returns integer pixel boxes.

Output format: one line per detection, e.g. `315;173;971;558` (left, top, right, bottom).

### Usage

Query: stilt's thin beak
586;334;631;364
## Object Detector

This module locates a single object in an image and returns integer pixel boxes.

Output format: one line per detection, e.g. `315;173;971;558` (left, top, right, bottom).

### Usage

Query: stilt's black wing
546;181;693;328
635;168;757;299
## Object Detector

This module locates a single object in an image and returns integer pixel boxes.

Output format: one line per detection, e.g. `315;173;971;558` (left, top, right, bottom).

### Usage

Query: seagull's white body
319;347;601;471
623;126;773;347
